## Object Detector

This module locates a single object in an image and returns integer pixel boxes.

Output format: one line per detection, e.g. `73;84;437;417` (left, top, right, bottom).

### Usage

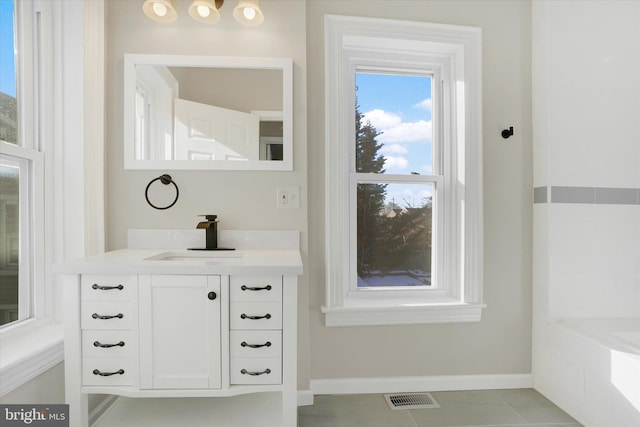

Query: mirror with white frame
123;54;293;170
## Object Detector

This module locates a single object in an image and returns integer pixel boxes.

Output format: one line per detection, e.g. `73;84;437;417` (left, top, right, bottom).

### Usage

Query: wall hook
501;126;514;139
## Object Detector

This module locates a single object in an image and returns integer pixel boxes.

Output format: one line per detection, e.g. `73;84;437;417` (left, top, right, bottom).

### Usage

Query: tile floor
298;389;583;427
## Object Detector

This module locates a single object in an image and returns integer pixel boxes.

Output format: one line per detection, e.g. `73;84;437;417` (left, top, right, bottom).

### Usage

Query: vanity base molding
81;384;286;398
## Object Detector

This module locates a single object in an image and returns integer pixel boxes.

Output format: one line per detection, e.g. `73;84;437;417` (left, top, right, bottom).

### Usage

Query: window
0;0;19;326
132;63;178;161
0;0;43;328
354;72;439;292
323;15;484;326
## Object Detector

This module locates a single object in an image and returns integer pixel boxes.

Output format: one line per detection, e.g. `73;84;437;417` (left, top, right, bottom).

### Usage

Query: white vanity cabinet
138;275;222;390
61;244;301;427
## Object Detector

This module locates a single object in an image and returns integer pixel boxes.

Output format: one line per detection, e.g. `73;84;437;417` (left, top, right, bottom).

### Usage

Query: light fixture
142;0;178;23
233;0;264;26
188;0;223;24
142;0;263;26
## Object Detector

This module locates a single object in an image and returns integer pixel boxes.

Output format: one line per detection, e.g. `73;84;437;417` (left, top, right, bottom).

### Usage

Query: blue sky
356;72;433;208
0;0;16;97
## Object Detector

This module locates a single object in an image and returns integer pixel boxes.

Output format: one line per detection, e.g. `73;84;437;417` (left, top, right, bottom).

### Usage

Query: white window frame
0;0;105;397
0;0;46;330
323;15;484;326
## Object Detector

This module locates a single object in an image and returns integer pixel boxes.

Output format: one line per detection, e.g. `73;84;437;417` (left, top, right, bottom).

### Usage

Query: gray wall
306;0;533;379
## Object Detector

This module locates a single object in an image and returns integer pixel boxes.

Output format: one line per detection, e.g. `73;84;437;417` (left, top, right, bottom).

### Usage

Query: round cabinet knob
208;291;217;300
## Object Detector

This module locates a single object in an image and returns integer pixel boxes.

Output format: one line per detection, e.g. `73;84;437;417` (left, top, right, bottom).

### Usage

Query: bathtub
534;317;640;426
556;317;640;356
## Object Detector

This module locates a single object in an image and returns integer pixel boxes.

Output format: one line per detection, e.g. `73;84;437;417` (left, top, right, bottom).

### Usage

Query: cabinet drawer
230;331;282;358
82;357;134;386
82;330;134;357
230;302;282;330
230;357;282;385
230;276;282;302
81;302;134;330
81;275;136;302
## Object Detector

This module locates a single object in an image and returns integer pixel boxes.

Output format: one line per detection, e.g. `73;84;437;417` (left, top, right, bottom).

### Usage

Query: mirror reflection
136;66;282;162
124;55;292;170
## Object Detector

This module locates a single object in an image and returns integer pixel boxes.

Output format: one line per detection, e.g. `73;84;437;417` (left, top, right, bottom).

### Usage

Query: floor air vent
384;392;440;410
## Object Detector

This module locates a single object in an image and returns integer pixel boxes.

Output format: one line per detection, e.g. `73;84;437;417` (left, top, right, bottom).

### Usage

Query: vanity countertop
57;248;303;276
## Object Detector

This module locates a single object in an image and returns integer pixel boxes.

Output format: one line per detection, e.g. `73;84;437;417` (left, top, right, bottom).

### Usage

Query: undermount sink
145;251;242;262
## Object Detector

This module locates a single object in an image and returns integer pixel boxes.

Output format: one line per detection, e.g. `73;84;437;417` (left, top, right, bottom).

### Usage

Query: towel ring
145;174;179;210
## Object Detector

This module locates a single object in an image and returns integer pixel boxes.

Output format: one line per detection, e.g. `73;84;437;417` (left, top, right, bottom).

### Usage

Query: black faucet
197;215;219;249
189;215;235;251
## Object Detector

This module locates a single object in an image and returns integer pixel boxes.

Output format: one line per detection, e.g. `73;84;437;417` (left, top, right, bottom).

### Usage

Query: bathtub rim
553;317;640;357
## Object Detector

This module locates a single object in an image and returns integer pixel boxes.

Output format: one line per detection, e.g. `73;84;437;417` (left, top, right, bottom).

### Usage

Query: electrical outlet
276;186;300;209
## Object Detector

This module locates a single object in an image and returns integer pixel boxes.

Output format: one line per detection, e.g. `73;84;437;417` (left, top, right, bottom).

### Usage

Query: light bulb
243;7;256;20
233;1;263;26
196;5;211;18
152;2;167;17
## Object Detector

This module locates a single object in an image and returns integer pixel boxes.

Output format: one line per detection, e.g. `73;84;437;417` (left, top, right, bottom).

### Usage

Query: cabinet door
139;275;221;389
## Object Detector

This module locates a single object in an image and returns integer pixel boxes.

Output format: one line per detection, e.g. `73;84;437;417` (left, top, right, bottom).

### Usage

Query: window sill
0;320;64;396
321;300;486;327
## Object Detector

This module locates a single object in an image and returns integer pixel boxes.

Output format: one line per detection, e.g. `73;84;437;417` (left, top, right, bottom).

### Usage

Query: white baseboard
309;373;534;395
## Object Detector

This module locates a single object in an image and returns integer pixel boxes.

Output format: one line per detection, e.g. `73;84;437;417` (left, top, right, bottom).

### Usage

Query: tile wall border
534;186;640;205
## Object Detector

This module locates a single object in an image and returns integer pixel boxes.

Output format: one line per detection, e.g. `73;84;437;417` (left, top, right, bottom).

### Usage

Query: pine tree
355;101;386;277
378;197;432;278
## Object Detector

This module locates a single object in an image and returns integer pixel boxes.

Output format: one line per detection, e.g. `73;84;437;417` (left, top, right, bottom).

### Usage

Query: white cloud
419;163;433;175
381;144;408;155
362;109;431;145
383;156;409;171
362;109;401;129
378;120;431;144
414;98;432;112
417;189;433;200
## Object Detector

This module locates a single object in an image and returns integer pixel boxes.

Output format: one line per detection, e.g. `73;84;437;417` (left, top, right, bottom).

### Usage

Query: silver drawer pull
240;368;271;376
93;341;125;348
240;313;271;320
241;341;272;349
92;313;124;320
92;369;125;377
241;285;272;291
92;284;124;291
